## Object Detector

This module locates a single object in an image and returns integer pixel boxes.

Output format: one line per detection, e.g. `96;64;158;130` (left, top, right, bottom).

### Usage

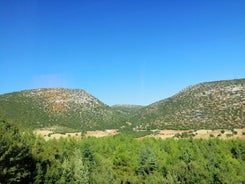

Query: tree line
1;120;245;183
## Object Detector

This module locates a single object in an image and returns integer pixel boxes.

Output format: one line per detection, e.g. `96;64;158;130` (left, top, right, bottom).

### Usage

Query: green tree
137;146;158;176
112;143;137;183
58;149;89;184
0;120;36;183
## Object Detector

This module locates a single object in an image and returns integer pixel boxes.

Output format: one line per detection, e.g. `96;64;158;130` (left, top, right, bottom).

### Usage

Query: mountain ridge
131;78;245;130
0;88;125;131
0;78;244;132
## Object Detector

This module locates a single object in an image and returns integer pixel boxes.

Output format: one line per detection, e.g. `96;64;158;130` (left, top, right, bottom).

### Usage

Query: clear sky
1;0;245;105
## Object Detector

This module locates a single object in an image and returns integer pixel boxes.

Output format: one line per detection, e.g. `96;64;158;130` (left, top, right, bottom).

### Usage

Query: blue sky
1;0;245;105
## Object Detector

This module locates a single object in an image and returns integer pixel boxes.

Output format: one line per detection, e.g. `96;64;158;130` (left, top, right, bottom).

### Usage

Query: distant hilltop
0;78;244;132
131;78;245;130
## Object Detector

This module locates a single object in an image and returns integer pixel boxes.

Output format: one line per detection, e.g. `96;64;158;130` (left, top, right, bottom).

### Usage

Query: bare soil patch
146;128;245;139
34;129;118;140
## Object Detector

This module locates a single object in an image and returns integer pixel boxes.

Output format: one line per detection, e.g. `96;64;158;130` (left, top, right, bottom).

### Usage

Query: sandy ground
34;129;118;140
146;128;245;140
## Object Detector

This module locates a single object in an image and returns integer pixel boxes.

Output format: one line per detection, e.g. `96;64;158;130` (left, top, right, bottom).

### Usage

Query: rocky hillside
0;88;125;131
0;79;244;132
131;79;245;130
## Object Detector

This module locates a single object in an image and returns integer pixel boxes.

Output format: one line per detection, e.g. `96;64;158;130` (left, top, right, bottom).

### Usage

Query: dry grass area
34;129;118;140
34;128;245;140
146;128;245;139
86;129;118;137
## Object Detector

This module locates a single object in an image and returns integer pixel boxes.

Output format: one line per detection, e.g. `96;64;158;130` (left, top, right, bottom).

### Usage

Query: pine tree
58;149;89;184
0;120;36;183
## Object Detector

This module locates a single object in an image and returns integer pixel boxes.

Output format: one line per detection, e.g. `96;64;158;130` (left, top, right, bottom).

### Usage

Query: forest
1;120;245;184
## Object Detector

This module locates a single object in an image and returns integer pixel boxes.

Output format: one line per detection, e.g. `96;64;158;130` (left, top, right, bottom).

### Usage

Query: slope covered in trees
111;105;143;116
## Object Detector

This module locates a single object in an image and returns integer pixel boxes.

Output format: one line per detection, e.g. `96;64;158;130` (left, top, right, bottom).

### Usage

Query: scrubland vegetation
1;79;245;183
1;79;245;133
132;79;245;131
1;120;245;184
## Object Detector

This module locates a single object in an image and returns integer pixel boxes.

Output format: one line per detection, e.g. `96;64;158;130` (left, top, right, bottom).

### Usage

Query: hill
0;79;244;132
111;104;143;115
131;79;245;130
0;88;125;132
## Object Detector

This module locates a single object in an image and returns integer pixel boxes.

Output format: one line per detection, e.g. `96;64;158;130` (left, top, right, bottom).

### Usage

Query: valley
0;78;244;134
34;127;245;140
1;78;245;184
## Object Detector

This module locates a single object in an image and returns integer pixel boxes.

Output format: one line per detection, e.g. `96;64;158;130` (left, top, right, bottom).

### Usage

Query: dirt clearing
34;129;118;140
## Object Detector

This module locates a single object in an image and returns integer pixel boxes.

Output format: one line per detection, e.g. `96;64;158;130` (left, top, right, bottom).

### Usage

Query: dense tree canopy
0;120;36;183
0;120;245;183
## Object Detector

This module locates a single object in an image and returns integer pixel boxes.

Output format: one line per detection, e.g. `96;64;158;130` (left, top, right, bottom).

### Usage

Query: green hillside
131;79;245;130
0;88;125;131
0;79;244;132
111;104;143;115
